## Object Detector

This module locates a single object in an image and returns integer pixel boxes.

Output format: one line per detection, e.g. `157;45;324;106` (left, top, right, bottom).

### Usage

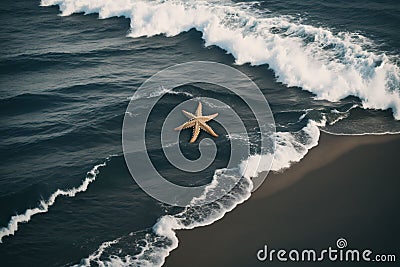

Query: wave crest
0;156;114;243
41;0;400;119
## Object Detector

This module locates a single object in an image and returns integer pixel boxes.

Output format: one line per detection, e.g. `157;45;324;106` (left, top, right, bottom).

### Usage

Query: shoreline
253;131;400;199
165;132;400;267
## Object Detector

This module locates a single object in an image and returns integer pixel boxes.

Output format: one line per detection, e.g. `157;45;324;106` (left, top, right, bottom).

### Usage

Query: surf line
0;155;116;243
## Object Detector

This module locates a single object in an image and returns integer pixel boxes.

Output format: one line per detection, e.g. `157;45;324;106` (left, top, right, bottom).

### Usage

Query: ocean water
0;0;399;266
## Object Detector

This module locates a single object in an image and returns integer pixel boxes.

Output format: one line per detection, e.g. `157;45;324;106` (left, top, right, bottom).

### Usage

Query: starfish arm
174;102;218;143
190;122;201;143
199;121;218;137
195;102;202;117
182;110;196;119
174;120;196;131
200;113;218;122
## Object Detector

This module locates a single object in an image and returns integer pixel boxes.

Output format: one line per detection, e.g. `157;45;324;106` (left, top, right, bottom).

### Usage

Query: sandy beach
166;132;400;267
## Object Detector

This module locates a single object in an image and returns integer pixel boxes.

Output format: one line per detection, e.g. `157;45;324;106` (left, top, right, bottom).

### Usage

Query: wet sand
165;132;400;267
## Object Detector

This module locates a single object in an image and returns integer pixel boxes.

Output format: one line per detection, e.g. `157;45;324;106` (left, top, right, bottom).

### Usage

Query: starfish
174;102;219;143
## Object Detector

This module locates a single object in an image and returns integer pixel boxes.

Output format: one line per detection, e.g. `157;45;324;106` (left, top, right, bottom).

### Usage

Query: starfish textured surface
174;102;219;143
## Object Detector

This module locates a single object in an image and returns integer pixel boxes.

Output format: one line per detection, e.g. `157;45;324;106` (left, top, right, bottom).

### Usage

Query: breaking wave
0;156;114;243
40;0;400;119
75;119;324;266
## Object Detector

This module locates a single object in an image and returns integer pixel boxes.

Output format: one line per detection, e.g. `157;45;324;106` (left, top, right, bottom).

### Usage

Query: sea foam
40;0;400;119
76;119;325;267
0;156;113;243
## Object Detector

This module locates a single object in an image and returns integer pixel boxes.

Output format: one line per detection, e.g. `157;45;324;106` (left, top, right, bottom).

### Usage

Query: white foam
328;104;359;125
78;167;253;267
130;169;252;266
77;119;327;267
240;119;325;179
321;129;400;136
75;238;122;267
41;0;400;119
129;85;193;101
0;156;113;243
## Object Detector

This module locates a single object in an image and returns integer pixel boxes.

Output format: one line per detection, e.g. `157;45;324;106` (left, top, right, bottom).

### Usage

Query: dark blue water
1;0;399;266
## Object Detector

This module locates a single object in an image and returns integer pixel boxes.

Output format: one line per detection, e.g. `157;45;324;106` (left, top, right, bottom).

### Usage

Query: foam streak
40;0;400;119
0;158;111;243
